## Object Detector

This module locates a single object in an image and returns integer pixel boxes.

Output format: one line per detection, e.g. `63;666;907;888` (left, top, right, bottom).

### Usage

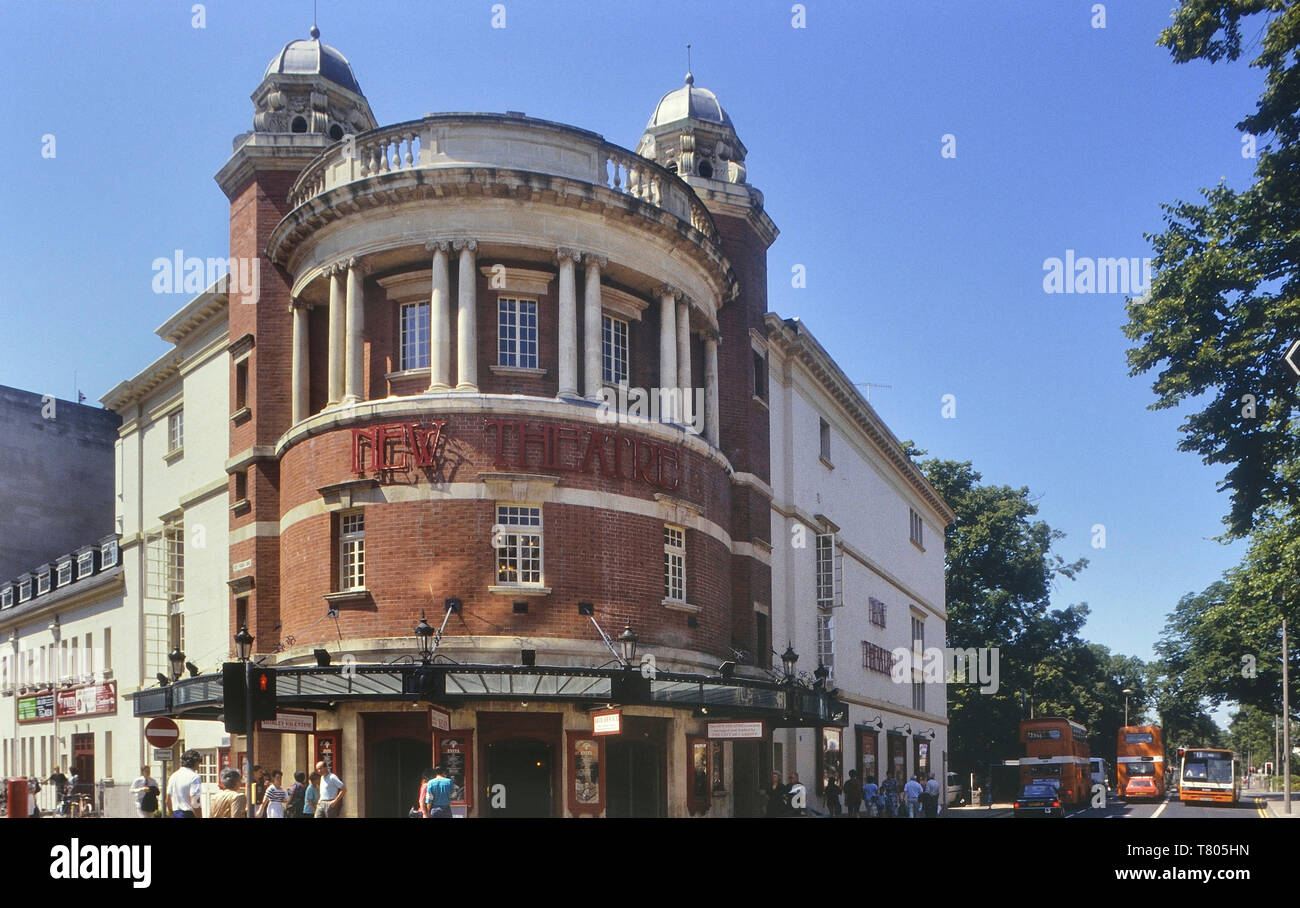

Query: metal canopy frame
126;661;848;728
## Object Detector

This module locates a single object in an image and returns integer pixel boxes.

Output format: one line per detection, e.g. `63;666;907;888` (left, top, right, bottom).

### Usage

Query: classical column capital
327;262;345;277
345;257;371;275
658;284;684;301
555;246;582;264
288;298;314;312
425;239;451;254
452;238;478;253
583;253;608;269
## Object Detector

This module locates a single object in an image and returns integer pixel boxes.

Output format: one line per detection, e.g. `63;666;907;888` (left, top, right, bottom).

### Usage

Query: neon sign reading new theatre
350;419;681;490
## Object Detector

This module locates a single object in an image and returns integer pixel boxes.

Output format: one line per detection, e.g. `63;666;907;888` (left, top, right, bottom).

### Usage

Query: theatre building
128;28;948;817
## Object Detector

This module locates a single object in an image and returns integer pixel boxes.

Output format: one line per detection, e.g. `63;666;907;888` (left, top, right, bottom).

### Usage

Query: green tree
1125;0;1300;538
1229;703;1276;770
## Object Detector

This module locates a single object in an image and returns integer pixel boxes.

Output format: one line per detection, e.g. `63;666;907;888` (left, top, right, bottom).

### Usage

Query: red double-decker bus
1116;725;1165;800
1019;718;1090;807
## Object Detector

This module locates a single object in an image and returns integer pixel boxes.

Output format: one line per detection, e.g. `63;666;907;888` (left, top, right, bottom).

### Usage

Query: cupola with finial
637;47;747;185
250;24;377;139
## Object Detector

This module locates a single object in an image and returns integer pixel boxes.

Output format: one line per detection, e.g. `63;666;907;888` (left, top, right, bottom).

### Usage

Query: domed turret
264;25;364;96
637;72;747;185
249;26;377;139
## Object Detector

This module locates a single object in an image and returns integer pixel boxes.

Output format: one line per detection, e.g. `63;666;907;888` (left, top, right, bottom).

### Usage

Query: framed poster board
566;731;605;815
818;727;843;794
315;730;342;779
686;734;710;815
434;729;474;811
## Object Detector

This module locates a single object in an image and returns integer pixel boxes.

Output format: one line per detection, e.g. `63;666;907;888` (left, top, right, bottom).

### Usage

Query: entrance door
485;739;553;817
368;737;427;818
887;733;907;781
607;739;664;817
71;733;94;800
733;741;761;818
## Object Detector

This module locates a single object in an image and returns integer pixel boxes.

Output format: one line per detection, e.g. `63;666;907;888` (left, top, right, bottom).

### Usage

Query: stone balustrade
287;113;718;243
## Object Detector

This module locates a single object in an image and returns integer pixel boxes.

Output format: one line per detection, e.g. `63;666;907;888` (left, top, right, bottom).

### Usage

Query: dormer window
36;571;51;596
57;561;72;587
19;579;32;602
77;551;95;579
101;539;119;568
1;586;12;609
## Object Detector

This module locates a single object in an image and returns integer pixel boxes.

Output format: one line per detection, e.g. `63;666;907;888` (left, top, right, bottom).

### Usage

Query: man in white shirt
130;765;156;818
314;760;345;818
903;775;923;818
166;749;204;818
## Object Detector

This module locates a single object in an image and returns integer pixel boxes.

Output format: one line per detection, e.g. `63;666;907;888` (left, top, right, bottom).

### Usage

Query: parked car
1013;783;1064;818
1122;776;1159;801
946;772;967;806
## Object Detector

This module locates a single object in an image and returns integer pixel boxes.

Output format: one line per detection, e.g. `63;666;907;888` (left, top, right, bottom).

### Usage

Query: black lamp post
618;620;638;667
168;647;186;683
233;625;255;817
415;611;435;664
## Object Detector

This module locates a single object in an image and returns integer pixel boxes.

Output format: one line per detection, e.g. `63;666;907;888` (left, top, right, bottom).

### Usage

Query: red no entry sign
144;717;180;748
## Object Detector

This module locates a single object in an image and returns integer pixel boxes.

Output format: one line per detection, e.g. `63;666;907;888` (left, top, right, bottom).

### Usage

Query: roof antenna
312;0;319;38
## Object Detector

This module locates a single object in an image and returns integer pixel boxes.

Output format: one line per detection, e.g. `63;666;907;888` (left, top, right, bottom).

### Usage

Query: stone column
327;265;345;406
705;333;720;447
343;258;367;404
427;241;451;391
291;300;310;424
556;248;580;398
676;298;692;394
583;254;606;398
658;287;678;420
454;239;478;391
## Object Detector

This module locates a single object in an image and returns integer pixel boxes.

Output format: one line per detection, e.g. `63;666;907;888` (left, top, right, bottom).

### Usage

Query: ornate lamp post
233;625;254;816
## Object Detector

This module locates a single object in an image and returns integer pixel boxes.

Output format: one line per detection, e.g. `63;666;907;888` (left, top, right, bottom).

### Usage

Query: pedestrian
904;774;923;818
48;766;69;815
786;772;806;816
304;771;321;819
258;770;288;818
824;773;842;817
166;749;204;818
882;773;899;817
764;771;787;817
425;765;454;818
250;764;266;812
843;769;863;818
139;782;160;818
924;773;941;817
208;768;247;818
415;769;432;817
863;775;879;817
130;765;156;818
284;771;307;818
314;760;345;817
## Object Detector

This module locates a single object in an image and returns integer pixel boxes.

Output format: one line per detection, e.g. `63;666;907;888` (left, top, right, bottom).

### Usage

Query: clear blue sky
0;1;1267;670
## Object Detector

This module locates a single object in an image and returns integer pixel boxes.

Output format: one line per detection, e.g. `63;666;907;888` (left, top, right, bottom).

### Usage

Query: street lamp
168;647;186;683
414;611;434;664
234;625;253;662
617;620;638;667
781;643;799;682
1122;687;1133;727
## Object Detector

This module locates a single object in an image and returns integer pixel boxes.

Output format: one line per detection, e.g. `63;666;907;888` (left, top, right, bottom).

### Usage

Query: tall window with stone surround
603;314;629;385
498;298;538;369
495;505;542;586
663;524;685;602
339;510;366;590
400;302;430;370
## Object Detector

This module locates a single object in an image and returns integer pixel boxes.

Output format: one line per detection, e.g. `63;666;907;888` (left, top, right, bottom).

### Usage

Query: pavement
1249;788;1300;818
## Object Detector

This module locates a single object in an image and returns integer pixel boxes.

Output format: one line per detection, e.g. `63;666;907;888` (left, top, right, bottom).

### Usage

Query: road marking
1256;797;1267;819
1151;799;1169;819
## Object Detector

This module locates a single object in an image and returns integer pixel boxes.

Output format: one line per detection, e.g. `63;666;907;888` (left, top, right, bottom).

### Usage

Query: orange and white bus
1019;718;1090;807
1177;747;1240;805
1116;725;1164;800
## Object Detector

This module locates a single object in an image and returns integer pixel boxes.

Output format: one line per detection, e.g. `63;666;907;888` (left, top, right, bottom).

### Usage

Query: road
947;789;1275;818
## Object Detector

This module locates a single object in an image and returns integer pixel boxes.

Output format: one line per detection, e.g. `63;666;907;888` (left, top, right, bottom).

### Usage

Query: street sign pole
245;660;256;818
1284;618;1291;814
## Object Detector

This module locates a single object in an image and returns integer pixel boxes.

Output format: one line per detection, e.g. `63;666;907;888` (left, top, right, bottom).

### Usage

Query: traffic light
223;662;247;734
250;665;277;722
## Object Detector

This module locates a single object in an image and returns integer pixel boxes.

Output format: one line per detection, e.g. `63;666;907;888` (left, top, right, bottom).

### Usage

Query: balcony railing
286;114;719;243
